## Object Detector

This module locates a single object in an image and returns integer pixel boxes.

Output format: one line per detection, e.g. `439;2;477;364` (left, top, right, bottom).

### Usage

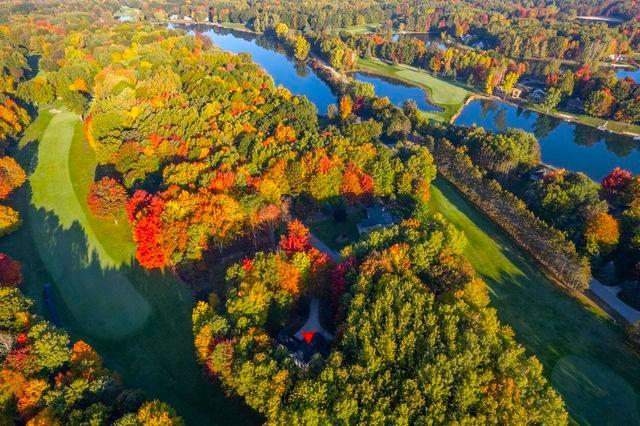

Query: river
194;25;640;424
194;26;640;182
200;27;337;114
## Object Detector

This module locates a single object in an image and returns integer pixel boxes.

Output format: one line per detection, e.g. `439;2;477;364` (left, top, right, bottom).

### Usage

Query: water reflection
352;72;441;112
195;26;338;114
456;100;640;180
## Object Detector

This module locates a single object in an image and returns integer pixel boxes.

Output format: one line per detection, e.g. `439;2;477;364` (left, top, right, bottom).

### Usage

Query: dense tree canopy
193;216;568;424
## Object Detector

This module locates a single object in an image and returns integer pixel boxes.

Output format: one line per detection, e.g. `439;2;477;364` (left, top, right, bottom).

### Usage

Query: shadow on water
0;172;259;425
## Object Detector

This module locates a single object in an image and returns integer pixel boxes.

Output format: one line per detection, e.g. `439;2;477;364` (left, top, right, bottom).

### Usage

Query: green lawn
430;177;640;425
0;106;256;425
356;57;472;121
220;21;252;32
341;23;381;35
307;210;365;251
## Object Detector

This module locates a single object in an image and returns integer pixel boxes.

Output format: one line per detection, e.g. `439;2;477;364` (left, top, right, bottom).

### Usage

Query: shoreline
173;21;640;138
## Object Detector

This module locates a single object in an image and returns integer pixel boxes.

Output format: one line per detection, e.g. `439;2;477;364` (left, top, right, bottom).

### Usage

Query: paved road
590;278;640;323
295;297;334;342
309;234;341;262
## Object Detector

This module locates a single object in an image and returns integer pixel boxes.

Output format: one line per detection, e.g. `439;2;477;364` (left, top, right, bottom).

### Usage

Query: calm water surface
455;100;640;180
616;67;640;82
352;72;441;112
196;26;640;181
201;27;337;114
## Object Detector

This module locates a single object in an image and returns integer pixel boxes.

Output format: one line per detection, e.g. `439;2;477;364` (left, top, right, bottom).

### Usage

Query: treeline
420;132;591;290
0;280;184;424
8;23;434;270
540;66;640;124
0;31;30;238
193;217;568;423
0;24;183;425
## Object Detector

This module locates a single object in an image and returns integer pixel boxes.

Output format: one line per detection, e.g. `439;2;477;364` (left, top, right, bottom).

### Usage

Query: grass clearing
430;177;640;425
307;210;365;251
0;106;256;425
341;23;381;35
356;57;472;121
220;21;251;32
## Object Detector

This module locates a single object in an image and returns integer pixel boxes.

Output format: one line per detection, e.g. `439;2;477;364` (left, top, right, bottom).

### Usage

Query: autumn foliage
279;220;311;253
583;212;620;255
126;190;166;269
0;253;22;287
0;156;26;200
602;167;632;203
87;176;128;219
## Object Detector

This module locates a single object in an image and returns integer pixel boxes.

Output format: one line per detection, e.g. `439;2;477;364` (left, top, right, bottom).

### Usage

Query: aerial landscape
1;0;640;424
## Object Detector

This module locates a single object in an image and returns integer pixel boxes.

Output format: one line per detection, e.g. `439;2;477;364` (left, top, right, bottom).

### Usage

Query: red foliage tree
279;220;311;253
602;167;632;202
87;177;128;219
330;257;357;309
126;190;167;268
0;253;22;287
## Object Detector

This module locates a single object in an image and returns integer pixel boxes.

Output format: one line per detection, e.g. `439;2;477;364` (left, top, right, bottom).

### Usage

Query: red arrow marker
301;330;315;344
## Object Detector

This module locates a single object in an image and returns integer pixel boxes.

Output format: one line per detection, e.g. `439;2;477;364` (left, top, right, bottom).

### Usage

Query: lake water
200;27;337;114
352;72;441;112
198;26;639;181
455;100;640;180
617;67;640;82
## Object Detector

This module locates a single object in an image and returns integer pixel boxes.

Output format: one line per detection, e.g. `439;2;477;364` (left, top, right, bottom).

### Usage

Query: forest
1;0;640;424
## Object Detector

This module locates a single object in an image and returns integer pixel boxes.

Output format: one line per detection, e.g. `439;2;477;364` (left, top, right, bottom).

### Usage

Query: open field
356;57;472;121
0;106;256;425
430;177;640;425
341;23;381;35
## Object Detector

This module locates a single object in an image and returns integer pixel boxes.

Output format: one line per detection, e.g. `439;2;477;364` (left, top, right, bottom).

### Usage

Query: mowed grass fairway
430;178;640;425
356;57;471;121
0;106;256;425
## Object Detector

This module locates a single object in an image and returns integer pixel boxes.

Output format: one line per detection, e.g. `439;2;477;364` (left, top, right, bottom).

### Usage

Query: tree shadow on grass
21;205;260;425
430;177;640;423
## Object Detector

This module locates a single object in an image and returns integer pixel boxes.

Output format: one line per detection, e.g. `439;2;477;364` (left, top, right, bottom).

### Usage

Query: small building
530;164;558;181
510;86;524;99
277;331;330;368
357;207;394;235
529;89;547;103
169;15;180;21
565;97;584;113
608;54;627;63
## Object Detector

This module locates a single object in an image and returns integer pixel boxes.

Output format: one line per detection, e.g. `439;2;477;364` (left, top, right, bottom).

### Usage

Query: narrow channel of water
352;72;441;112
197;25;640;181
198;27;337;114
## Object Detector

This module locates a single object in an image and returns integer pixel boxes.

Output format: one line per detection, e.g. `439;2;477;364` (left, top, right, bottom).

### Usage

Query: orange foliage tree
0;156;26;200
87;176;128;219
583;212;620;256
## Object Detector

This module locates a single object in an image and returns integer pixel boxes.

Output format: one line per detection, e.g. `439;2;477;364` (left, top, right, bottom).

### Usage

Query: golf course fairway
0;106;256;425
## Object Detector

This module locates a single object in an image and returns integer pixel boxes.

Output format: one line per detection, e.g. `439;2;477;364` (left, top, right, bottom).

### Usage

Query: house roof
359;207;393;229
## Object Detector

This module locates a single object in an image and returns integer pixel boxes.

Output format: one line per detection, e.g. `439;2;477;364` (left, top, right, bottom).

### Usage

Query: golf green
0;106;257;425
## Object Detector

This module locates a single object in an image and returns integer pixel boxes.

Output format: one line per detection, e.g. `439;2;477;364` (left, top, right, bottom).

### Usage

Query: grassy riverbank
0;105;256;425
430;177;640;425
356;57;472;121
